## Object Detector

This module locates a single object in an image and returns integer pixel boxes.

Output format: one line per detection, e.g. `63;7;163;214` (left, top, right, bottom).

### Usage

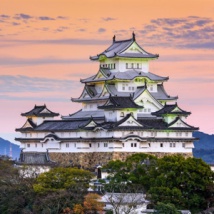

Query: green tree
0;160;36;213
33;167;93;213
103;154;214;213
154;202;181;214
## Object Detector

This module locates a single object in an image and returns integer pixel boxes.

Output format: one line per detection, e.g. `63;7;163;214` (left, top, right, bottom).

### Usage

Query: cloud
0;38;109;47
102;17;117;22
98;28;106;33
138;16;214;49
38;16;55;21
0;75;77;93
0;56;89;66
12;22;20;26
0;14;10;19
14;13;33;20
76;28;86;32
54;26;69;32
57;16;68;20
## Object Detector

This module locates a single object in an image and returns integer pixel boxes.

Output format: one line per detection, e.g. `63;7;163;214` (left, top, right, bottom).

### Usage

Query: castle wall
49;152;193;169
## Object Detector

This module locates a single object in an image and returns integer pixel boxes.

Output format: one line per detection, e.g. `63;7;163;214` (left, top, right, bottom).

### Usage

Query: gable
100;86;109;97
134;89;163;109
40;108;51;114
22;120;34;129
85;120;97;128
169;118;191;128
123;42;147;55
79;88;91;99
118;115;143;127
171;106;182;112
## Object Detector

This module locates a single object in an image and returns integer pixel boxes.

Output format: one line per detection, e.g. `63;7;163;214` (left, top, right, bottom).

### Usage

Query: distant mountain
0;138;21;160
193;131;214;164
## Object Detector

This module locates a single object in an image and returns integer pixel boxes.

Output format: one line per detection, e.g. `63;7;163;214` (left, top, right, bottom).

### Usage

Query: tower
15;34;198;168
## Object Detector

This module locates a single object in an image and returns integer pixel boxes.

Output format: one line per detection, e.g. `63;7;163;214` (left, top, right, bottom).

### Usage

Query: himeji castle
15;33;198;168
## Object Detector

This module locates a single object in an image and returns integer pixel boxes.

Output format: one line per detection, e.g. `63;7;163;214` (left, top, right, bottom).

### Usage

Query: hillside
0;138;21;160
193;131;214;164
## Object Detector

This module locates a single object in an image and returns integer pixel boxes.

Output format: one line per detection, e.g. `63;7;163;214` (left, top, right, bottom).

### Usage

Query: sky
0;0;214;144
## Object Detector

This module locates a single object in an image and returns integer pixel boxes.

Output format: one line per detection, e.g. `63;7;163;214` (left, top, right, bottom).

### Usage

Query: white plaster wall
117;58;149;73
21;139;193;154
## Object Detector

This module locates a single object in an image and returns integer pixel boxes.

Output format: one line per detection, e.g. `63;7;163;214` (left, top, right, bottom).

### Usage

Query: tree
73;193;103;214
103;154;214;213
33;167;93;193
83;193;104;214
33;167;93;213
154;202;181;214
0;160;37;213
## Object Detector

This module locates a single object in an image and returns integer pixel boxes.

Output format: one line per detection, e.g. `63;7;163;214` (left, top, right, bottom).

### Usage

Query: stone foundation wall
49;152;193;169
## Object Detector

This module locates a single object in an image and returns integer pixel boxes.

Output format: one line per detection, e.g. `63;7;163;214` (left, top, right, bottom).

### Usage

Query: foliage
33;167;93;193
154;202;181;214
83;193;103;213
73;193;103;214
0;161;94;214
0;160;36;213
103;153;214;213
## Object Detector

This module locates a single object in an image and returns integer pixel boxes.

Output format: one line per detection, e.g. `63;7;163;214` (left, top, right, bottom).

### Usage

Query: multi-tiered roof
16;34;199;166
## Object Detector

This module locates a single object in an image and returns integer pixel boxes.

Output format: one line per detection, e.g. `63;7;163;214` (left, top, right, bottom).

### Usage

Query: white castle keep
16;34;198;167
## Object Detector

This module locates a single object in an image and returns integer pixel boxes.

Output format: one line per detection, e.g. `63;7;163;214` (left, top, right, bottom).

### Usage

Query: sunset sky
1;0;214;144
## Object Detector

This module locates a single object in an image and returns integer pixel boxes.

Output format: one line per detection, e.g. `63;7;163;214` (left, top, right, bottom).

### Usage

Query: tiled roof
62;110;105;121
81;70;168;83
18;152;56;165
90;35;158;60
21;105;59;117
134;84;177;101
152;103;191;116
98;96;143;109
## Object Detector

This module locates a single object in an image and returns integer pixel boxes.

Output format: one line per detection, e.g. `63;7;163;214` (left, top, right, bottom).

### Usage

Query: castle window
35;143;37;148
185;132;188;137
27;144;30;148
74;143;76;147
66;143;69;148
41;143;43;147
89;143;92;147
126;63;128;69
120;112;124;117
104;143;108;147
148;143;151;147
160;143;163;147
131;63;134;68
122;143;125;147
182;143;185;148
98;143;100;147
131;143;137;147
137;63;139;69
113;63;116;69
132;87;135;91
